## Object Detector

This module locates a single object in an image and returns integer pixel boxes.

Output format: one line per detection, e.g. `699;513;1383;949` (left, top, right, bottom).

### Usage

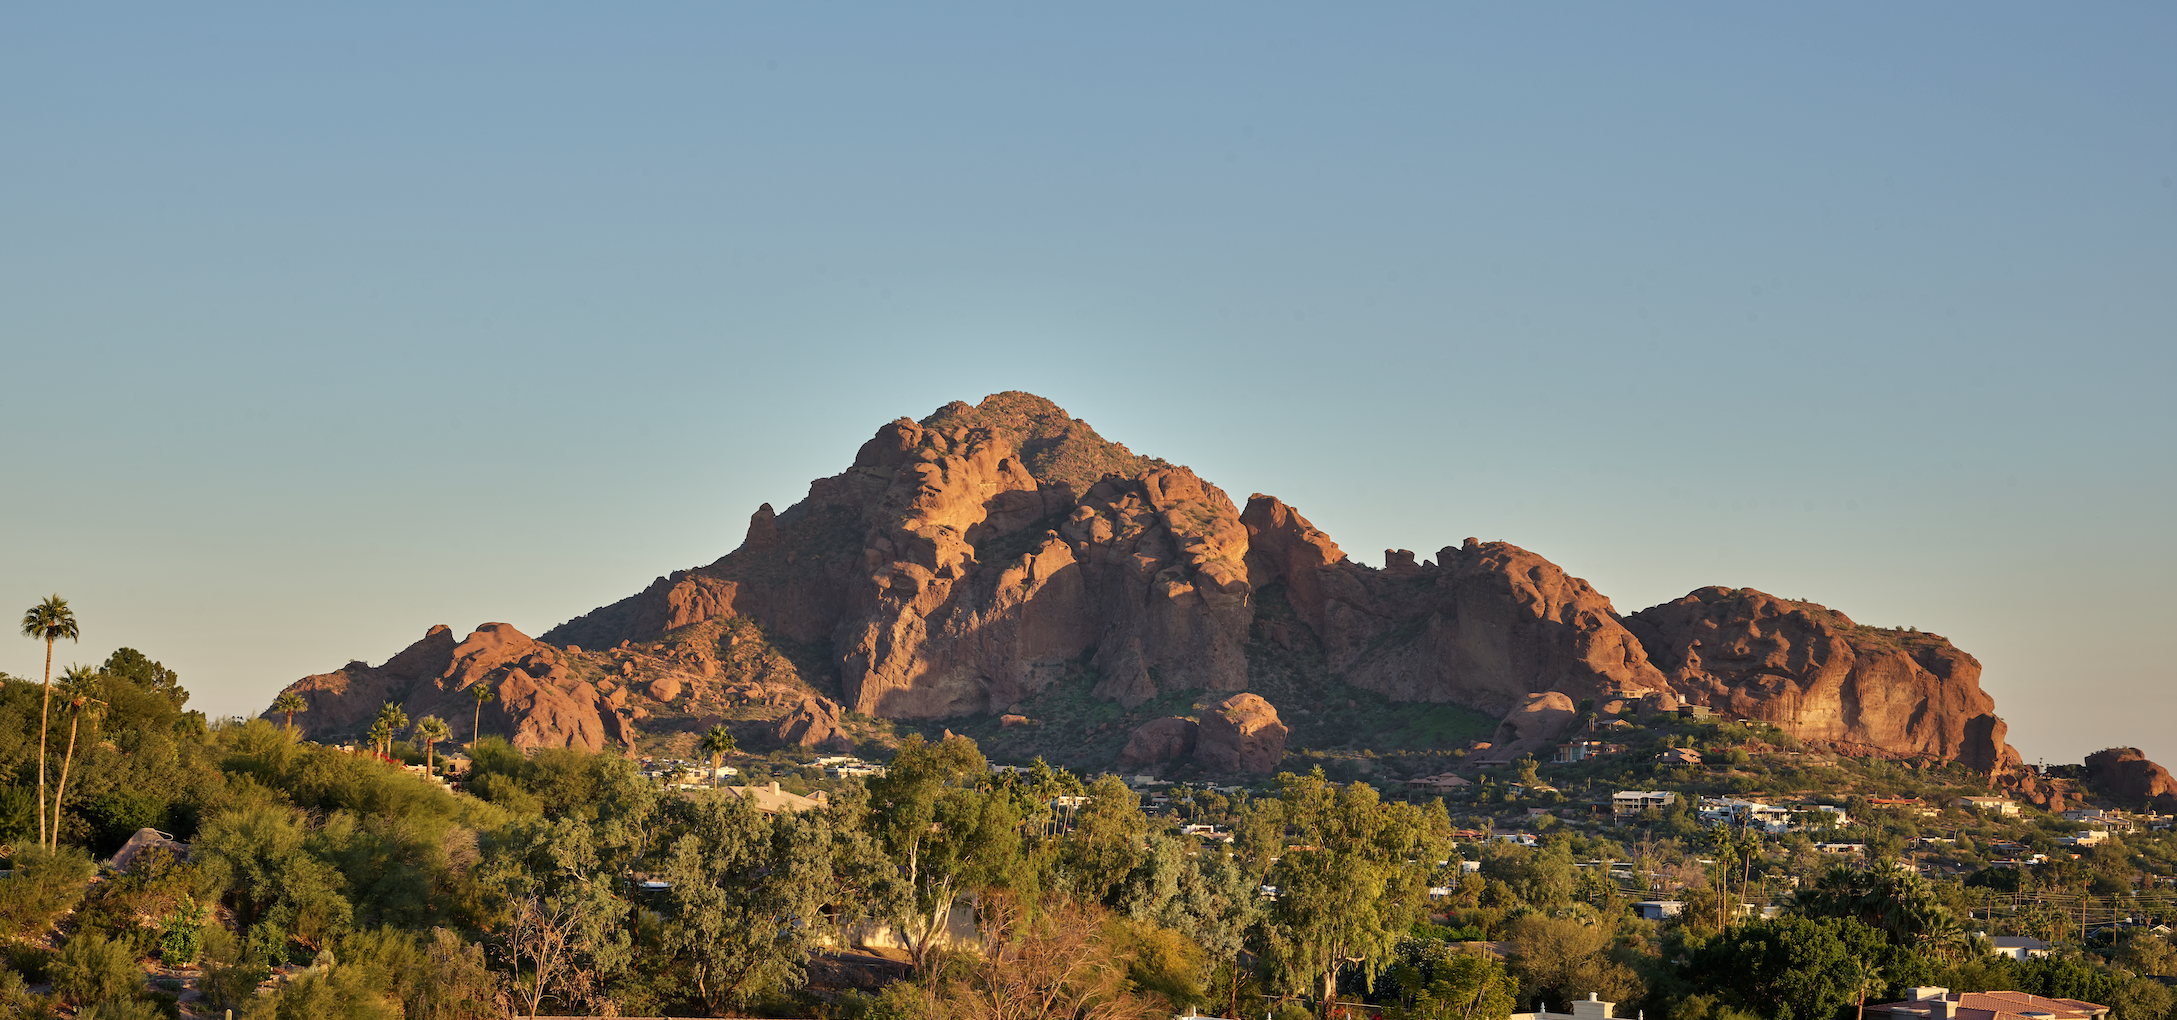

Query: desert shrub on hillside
0;845;94;938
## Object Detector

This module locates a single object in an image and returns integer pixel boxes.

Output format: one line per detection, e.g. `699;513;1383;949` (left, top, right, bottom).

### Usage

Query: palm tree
697;725;737;790
374;702;409;757
469;683;496;743
51;665;106;845
273;692;308;735
366;718;394;760
413;716;452;772
19;594;80;850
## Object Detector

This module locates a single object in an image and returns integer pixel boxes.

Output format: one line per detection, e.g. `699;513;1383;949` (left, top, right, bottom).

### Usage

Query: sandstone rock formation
1241;499;1670;716
268;623;635;753
1621;588;2019;772
2084;747;2177;812
1118;717;1199;769
1196;694;1287;773
545;392;1253;719
774;696;854;751
275;392;2029;775
1486;692;1581;759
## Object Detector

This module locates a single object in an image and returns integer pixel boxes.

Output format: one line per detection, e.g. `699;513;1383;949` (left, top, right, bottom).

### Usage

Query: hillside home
1676;705;1716;721
1554;740;1614;763
720;781;828;815
1657;748;1704;766
1409;773;1471;792
1613;791;1677;818
1633;901;1684;921
1989;937;2052;961
2062;809;2136;832
1872;987;2104;1020
1956;796;2020;817
1870;796;1940;818
1510;992;1619;1020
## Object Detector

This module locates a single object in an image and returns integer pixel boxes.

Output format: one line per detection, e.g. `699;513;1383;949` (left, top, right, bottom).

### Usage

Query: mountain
266;391;2040;781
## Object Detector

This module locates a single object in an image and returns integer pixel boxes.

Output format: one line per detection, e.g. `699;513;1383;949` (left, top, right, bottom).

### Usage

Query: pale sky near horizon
3;5;2171;769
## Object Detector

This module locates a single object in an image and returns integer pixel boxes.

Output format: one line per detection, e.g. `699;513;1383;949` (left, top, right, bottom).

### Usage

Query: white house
1990;936;2051;961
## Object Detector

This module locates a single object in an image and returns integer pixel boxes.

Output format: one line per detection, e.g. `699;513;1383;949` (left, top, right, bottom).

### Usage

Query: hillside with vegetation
5;619;2177;1020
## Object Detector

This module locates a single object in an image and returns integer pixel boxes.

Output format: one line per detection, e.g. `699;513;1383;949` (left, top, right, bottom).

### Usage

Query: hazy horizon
4;5;2170;769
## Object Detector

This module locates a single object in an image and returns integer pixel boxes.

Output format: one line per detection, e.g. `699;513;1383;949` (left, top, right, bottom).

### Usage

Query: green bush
0;845;94;938
81;998;163;1020
199;963;272;1013
3;943;55;983
156;896;207;965
51;931;145;1007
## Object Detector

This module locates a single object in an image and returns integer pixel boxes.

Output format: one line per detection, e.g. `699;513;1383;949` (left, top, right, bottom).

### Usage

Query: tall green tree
19;594;80;849
374;703;410;757
469;683;495;743
661;792;834;1012
1792;859;1966;959
413;716;452;771
864;733;1018;972
1261;769;1442;1015
273;692;308;735
697;725;737;790
49;664;105;844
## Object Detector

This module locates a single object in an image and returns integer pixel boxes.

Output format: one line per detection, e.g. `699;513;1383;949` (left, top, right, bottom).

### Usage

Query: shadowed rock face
1118;717;1199;769
2084;747;2177;812
1622;588;2019;772
276;392;2028;771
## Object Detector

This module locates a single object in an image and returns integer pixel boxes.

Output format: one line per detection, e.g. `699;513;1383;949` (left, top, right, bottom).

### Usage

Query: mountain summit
271;392;2027;784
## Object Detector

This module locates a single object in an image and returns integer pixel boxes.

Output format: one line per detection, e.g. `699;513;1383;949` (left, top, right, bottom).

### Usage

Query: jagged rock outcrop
545;392;1253;719
774;696;855;751
266;623;636;753
277;392;2029;772
1622;587;2020;772
1118;717;1199;769
1242;497;1670;716
2084;747;2177;812
1197;694;1287;773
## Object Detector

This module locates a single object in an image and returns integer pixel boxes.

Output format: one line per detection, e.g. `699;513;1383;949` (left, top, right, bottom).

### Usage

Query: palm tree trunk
474;702;483;743
37;637;53;849
53;710;80;848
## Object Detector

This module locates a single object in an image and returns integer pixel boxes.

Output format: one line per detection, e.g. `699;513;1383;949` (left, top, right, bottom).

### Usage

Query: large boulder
1197;694;1287;773
774;696;854;751
1118;717;1199;769
2084;747;2177;812
1488;692;1581;757
1623;587;2021;772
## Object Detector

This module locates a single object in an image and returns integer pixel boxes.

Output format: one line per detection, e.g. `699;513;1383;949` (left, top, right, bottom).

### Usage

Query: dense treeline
3;648;2175;1020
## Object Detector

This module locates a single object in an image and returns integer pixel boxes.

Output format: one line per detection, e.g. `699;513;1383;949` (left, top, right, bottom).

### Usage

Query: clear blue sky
4;5;2171;768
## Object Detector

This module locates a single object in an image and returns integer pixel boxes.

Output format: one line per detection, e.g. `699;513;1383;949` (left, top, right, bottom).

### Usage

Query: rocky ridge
268;391;2093;782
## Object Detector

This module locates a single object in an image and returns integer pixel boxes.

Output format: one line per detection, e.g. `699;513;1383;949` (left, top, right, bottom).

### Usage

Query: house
2062;809;2135;832
1510;992;1619;1020
1676;705;1716;721
1554;740;1611;763
1409;773;1471;792
1657;748;1704;766
1492;832;1539;847
1815;842;1867;855
1870;796;1939;818
1871;987;2104;1020
1994;935;2055;956
1955;796;2020;817
720;781;828;815
1612;791;1677;818
2060;829;2110;847
1633;901;1685;921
